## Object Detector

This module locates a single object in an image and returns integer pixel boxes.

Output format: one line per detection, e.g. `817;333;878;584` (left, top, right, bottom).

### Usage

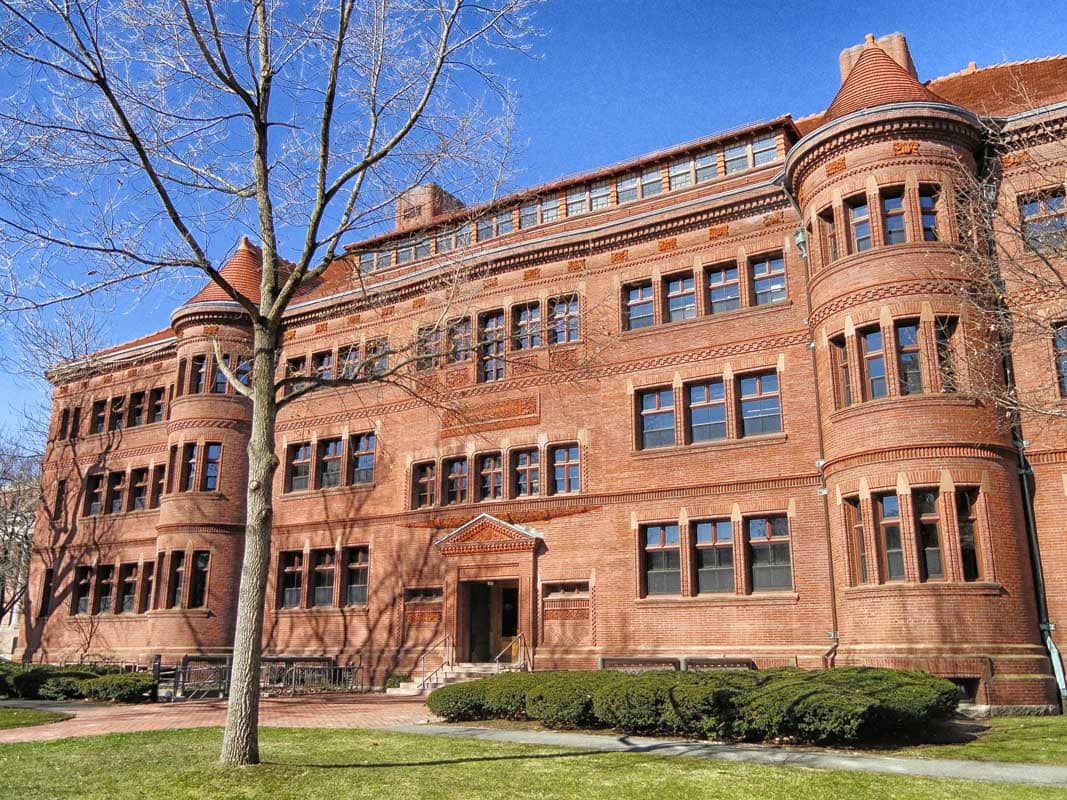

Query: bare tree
0;0;539;765
0;430;39;639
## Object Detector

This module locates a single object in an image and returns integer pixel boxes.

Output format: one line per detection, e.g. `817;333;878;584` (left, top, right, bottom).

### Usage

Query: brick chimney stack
838;32;918;83
394;184;465;233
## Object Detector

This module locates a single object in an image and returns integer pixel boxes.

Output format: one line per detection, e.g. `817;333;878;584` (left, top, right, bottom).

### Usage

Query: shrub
11;667;98;700
427;680;489;721
38;676;89;701
79;673;157;703
662;673;757;740
526;672;622;729
481;671;542;720
591;671;684;734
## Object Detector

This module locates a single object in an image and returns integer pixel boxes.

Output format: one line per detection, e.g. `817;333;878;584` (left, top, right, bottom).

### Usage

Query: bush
427;666;958;745
38;676;89;701
426;680;489;721
79;673;157;703
11;667;98;700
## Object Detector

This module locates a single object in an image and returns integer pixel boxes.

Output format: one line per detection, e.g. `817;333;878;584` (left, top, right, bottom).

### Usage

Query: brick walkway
0;694;432;744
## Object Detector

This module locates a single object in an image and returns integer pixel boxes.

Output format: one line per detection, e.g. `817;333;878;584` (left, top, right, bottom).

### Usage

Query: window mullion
733;517;749;595
939;488;964;582
897;492;921;583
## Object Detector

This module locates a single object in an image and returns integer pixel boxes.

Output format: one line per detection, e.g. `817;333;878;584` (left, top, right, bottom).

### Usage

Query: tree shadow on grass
266;750;604;769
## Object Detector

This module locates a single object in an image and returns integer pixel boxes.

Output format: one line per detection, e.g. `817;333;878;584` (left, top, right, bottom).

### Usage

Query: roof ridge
928;53;1067;84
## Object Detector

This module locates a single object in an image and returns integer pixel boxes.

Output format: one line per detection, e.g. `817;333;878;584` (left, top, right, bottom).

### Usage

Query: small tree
0;0;539;765
0;432;39;632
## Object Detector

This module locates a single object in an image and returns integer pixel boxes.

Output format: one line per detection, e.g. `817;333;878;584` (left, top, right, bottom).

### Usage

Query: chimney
394;184;465;233
838;32;918;83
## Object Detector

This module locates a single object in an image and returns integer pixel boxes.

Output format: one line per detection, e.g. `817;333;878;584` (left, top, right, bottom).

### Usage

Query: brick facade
19;34;1067;709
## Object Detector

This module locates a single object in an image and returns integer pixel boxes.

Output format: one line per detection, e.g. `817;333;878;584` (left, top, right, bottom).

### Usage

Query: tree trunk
220;324;279;765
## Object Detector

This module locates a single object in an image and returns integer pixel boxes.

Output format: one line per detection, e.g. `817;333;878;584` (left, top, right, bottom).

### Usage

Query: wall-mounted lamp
793;227;808;260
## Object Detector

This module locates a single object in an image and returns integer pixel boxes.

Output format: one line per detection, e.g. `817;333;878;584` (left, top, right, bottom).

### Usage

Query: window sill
275;605;369;616
633;432;787;459
144;608;215;618
829;393;979;423
281;483;376;500
843;581;1004;598
635;592;799;607
410;491;581;513
619;300;794;339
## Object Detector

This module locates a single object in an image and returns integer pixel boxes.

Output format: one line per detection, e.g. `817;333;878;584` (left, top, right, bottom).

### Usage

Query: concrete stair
385;662;523;697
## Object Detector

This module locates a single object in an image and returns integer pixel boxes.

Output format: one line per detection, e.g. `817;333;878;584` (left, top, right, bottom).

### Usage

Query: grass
892;716;1067;765
0;705;69;730
0;727;1060;800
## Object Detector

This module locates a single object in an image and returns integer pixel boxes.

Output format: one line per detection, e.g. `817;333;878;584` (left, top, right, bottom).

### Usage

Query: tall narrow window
95;565;115;613
317;438;343;488
446;318;472;363
149;465;165;509
479;311;506;382
416;325;440;371
643;523;681;595
915;489;943;581
57;408;70;440
345;546;369;606
548;295;580;344
1020;188;1067;250
747;516;792;591
936;318;959;393
919;186;940;241
623;281;655;330
1055;324;1067;398
338;345;360;379
881;188;907;244
412;462;436;508
819;208;839;263
180;443;199;492
640;167;662;197
366;338;388;376
139;562;155;613
477;453;503;501
286;443;312;492
108;396;125;431
73;566;92;614
956;488;981;582
190;355;207;394
876;494;905;581
512;449;540;497
128;468;148;511
148;387;166;423
279;552;303;609
694;520;734;594
201;443;221;491
52;479;66;520
512;302;541;350
90;400;106;434
349;432;376;484
443;457;469;505
830;336;853;408
211;355;230;393
284;355;307;394
751;254;786;305
118;564;138;613
861;328;887;399
167;552;186;608
38;568;54;617
896;322;924;395
106;471;125;514
128;392;146;427
663;273;696;322
739;372;781;436
845;497;868;584
706;263;741;313
84;475;104;516
311;550;335;607
188;551;209;608
847;196;872;252
312;350;333;381
550;444;580;494
687;380;726;442
637;388;675;449
69;406;81;439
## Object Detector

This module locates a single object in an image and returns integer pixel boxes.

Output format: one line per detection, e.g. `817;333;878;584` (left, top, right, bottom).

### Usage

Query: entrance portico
436;514;541;664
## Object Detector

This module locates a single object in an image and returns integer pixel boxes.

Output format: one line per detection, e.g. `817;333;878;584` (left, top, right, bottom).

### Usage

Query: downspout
778;176;840;668
977;161;1067;702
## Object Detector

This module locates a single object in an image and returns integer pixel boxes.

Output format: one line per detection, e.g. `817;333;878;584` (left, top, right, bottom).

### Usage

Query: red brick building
20;33;1067;710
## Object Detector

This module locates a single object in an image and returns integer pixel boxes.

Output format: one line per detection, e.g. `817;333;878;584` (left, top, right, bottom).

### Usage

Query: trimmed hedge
428;667;959;746
0;664;158;703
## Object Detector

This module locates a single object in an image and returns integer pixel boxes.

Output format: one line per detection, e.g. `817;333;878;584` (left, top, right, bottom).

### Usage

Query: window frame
623;280;655;330
746;515;792;592
637;387;676;450
693;519;734;594
641;522;681;596
738;371;782;437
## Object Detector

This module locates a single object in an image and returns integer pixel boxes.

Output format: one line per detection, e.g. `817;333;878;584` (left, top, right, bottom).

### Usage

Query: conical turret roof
186;236;265;306
825;36;950;122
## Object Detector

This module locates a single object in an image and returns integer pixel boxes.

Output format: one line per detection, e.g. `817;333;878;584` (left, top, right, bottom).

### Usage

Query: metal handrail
416;634;454;691
493;632;529;672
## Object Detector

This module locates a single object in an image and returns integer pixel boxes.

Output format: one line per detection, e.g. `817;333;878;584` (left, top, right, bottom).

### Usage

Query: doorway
462;580;519;662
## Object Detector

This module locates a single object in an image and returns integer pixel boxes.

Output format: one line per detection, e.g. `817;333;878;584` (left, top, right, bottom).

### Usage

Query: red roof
186;237;265;305
927;55;1067;116
824;44;949;122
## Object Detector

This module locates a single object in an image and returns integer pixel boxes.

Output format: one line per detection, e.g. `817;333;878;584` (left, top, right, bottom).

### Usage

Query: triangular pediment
436;513;542;554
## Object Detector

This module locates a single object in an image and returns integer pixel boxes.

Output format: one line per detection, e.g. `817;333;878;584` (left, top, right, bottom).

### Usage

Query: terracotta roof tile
825;44;950;122
927;55;1067;116
91;327;174;359
186;237;265;305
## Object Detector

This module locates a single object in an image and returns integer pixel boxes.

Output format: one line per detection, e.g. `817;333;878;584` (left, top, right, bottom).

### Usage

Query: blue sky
2;0;1065;437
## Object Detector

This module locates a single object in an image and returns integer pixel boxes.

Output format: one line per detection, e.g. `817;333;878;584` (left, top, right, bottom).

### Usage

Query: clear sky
2;0;1065;437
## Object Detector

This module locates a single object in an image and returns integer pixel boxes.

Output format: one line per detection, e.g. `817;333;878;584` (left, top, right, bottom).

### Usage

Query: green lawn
893;716;1067;765
0;727;1059;800
0;705;69;730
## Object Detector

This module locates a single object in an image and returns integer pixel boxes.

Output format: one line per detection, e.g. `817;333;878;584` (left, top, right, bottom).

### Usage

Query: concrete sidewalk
385;723;1067;788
